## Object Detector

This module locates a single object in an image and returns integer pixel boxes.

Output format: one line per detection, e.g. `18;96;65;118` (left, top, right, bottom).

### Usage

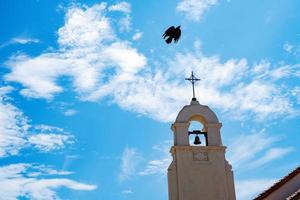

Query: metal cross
185;71;201;101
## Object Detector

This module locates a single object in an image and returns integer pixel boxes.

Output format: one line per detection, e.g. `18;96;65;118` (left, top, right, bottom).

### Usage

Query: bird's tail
165;37;172;44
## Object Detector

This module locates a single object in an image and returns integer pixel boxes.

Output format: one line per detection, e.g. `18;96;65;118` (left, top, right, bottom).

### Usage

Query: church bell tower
167;72;236;200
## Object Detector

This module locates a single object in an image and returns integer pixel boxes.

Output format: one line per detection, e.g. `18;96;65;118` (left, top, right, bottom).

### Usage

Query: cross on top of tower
185;71;201;101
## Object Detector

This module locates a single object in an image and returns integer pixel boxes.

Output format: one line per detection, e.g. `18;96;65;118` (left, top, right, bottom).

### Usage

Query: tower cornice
170;145;227;154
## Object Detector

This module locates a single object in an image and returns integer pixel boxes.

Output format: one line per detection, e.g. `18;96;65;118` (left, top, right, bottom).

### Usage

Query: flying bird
162;26;181;44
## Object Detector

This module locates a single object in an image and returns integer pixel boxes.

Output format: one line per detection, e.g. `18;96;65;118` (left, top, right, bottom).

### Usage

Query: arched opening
188;121;207;146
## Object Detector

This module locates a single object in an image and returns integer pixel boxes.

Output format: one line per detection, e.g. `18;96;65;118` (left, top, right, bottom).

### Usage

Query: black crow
162;26;181;44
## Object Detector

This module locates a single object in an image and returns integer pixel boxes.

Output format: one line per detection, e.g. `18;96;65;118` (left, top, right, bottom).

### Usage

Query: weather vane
185;71;201;101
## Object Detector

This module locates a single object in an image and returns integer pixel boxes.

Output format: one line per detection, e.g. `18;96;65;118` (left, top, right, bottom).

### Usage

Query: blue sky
0;0;300;199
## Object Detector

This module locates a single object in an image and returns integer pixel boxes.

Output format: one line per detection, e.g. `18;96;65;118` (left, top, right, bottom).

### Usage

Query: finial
185;71;201;101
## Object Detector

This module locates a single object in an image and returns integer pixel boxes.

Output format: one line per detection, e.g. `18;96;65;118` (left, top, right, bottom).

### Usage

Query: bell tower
167;72;236;200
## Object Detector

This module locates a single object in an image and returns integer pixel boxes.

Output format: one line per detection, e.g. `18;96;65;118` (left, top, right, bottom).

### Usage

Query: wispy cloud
0;86;27;157
28;133;73;152
227;129;293;170
139;141;171;176
226;129;293;200
119;147;142;182
0;86;73;157
63;109;77;116
49;102;78;116
108;2;131;13
247;147;294;169
109;2;132;32
291;87;300;102
119;15;131;32
139;158;171;176
176;0;218;21
121;189;133;195
0;37;39;48
11;37;39;45
283;42;294;53
283;41;300;56
235;178;277;200
132;31;143;41
0;163;97;200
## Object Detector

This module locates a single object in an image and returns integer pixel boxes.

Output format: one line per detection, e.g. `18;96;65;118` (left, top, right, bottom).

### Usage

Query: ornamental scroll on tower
167;72;236;200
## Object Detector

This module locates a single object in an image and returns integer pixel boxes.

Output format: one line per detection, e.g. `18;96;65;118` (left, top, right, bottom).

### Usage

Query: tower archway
171;101;222;146
188;121;207;146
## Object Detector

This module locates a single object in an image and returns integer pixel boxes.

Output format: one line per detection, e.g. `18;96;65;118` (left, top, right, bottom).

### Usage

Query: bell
193;135;201;145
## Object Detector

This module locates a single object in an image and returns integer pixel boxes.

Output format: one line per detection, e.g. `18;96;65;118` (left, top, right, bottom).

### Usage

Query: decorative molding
171;122;190;131
225;160;233;171
170;145;226;154
193;152;208;161
206;123;222;128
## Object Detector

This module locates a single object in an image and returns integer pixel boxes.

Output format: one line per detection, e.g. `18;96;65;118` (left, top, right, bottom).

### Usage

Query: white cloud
106;53;298;122
247;147;294;168
0;163;96;200
283;41;300;56
11;37;39;45
108;2;131;13
227;131;274;169
235;179;277;200
132;31;143;41
0;86;13;96
251;61;297;80
5;54;68;99
119;147;142;182
100;42;146;73
63;109;77;116
0;87;28;157
0;87;73;157
118;15;131;32
139;157;171;176
291;87;300;103
6;2;145;100
122;189;133;195
58;3;114;47
108;2;131;31
28;134;73;152
4;2;300;123
0;37;39;48
29;125;73;152
28;164;74;177
283;42;294;53
34;125;65;133
176;0;218;21
227;129;293;170
139;141;171;176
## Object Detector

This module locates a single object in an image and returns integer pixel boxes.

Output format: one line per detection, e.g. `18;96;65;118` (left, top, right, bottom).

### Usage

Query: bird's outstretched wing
174;28;181;43
162;26;175;38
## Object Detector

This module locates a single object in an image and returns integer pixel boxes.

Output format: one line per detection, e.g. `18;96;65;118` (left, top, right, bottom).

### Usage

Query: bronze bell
193;135;201;145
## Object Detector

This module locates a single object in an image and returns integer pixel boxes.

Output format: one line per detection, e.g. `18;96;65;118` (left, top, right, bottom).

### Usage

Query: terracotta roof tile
286;188;300;200
254;165;300;200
